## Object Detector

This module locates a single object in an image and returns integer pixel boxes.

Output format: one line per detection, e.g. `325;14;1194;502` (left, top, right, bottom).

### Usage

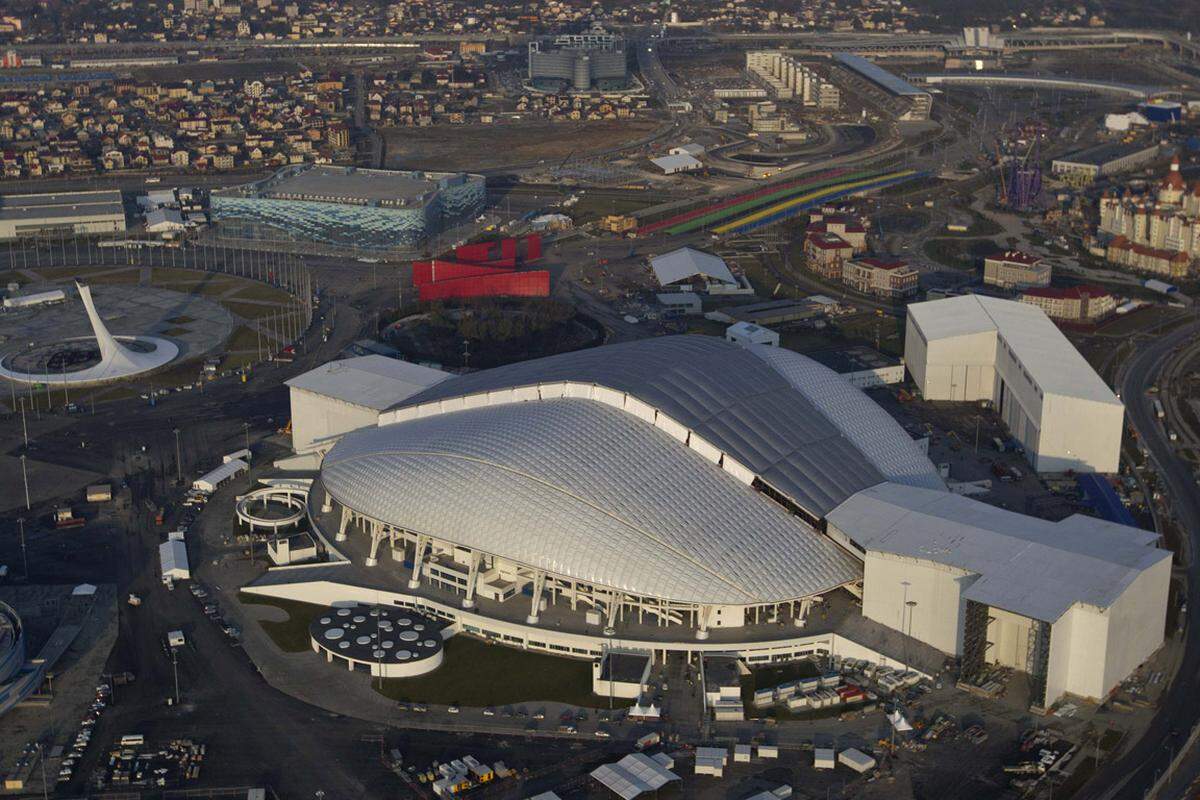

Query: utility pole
243;422;250;455
173;428;182;485
171;647;180;705
20;454;30;510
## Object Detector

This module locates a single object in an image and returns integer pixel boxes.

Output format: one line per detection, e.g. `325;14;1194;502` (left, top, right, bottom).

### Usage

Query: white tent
591;753;680;799
650;247;736;288
887;709;913;732
193;458;249;493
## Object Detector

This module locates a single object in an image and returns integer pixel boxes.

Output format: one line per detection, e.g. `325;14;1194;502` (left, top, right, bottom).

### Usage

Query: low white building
725;321;780;348
650;153;702;174
3;289;66;310
904;295;1124;473
159;539;190;582
192;458;248;493
267;532;319;566
827;482;1171;710
286;356;452;453
592;649;652;699
145;207;186;234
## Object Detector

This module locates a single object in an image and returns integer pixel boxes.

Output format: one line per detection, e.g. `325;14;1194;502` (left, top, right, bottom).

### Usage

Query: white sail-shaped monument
0;281;178;386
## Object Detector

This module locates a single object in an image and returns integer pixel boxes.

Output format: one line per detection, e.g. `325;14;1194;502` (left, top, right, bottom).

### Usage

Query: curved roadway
1086;319;1200;800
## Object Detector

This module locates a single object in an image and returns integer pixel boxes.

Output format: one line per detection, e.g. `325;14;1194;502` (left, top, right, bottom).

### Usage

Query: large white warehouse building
904;295;1124;473
265;336;1167;710
285;355;451;453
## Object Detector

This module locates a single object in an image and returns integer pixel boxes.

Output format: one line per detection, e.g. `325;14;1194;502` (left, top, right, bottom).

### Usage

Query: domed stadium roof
321;336;943;606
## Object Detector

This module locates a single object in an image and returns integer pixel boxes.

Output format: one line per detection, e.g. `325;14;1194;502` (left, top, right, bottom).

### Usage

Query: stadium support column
462;551;482;609
696;605;713;640
408;535;430;589
527;571;547;625
604;592;624;636
794;597;813;627
365;519;384;567
336;505;351;542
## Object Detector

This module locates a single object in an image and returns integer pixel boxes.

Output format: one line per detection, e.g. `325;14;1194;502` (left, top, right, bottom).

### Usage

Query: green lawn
376;635;631;709
238;592;325;653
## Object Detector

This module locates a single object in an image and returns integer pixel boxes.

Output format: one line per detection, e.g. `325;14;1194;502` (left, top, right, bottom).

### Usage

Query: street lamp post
173;428;182;485
37;743;47;800
20;454;30;510
172;647;180;706
18;396;28;448
17;518;27;579
243;422;250;455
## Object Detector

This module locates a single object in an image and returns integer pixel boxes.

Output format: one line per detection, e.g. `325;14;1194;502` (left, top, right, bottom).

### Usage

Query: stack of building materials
694;747;728;777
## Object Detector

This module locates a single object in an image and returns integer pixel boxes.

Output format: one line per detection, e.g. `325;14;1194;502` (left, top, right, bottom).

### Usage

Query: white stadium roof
321;336;946;606
323;398;861;605
907;295;1121;406
286;355;451;412
382;336;940;518
749;344;945;493
827;482;1168;622
650;247;736;286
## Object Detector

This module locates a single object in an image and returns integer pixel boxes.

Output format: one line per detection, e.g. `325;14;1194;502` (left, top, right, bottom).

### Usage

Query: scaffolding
1025;619;1052;710
961;600;991;682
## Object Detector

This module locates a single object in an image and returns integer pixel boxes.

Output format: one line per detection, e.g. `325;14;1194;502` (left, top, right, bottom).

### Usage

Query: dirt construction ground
383;119;663;171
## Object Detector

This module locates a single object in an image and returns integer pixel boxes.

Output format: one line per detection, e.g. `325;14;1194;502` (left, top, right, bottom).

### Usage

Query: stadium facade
255;336;1169;709
211;165;485;250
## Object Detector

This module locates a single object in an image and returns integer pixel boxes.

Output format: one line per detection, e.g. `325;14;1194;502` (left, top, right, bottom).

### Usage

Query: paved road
1083;319;1200;800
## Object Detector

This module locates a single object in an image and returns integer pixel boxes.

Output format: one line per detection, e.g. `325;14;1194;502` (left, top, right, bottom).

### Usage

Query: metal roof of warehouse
827;482;1168;622
907;294;1122;406
387;336;944;517
0;189;124;221
287;355;451;411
